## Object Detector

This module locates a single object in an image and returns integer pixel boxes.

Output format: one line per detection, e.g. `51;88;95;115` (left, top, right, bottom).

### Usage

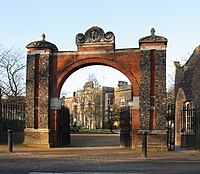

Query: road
0;134;200;174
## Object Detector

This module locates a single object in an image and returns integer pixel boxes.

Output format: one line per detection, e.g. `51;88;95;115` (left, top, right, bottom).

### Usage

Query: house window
120;98;125;106
182;101;195;134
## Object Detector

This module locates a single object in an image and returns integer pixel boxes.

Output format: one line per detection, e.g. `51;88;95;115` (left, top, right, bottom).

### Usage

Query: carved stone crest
76;26;115;46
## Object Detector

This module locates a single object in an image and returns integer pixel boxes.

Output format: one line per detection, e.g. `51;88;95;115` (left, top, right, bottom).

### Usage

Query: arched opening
175;88;186;146
56;57;139;97
60;65;131;98
59;65;133;147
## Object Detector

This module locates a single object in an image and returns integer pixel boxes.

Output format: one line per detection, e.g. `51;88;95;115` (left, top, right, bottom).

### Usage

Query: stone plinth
24;128;51;148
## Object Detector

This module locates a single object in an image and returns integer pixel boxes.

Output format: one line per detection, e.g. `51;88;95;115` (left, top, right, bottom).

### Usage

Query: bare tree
167;52;190;104
167;84;175;104
87;73;100;87
0;45;25;101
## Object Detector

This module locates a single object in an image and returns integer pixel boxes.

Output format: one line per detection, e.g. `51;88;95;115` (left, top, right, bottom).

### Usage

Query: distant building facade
101;86;114;128
115;81;133;107
74;82;102;129
60;96;74;125
61;81;133;129
174;45;200;149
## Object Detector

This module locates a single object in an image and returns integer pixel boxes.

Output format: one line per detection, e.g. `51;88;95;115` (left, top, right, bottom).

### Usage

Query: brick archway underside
55;56;140;97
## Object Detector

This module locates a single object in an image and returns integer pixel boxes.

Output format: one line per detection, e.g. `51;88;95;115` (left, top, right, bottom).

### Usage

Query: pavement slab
0;134;200;174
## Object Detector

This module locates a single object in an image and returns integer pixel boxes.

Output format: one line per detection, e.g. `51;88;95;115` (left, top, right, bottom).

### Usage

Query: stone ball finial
41;33;46;41
150;28;155;36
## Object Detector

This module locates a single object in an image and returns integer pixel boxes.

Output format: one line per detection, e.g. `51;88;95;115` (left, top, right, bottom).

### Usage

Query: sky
1;0;200;97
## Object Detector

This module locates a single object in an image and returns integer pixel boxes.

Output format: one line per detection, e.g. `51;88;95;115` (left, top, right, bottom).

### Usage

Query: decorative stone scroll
76;26;115;46
139;28;167;45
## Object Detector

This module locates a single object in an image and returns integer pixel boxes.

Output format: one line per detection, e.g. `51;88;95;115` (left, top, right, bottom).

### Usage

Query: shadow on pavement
68;134;120;147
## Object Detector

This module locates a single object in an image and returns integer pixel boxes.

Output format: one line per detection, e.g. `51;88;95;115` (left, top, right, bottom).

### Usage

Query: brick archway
25;26;167;150
56;58;139;96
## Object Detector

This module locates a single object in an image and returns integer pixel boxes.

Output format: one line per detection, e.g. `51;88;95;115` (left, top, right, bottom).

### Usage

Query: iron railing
166;103;175;151
181;107;200;150
0;101;25;144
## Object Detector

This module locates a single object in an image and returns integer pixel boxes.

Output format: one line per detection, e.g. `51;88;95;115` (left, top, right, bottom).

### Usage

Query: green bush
70;125;81;132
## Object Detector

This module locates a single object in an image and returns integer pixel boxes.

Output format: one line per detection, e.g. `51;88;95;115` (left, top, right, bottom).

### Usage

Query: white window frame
184;101;194;134
120;98;125;107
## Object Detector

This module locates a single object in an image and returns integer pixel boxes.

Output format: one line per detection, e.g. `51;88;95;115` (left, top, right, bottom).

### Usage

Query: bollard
142;131;148;159
8;129;13;152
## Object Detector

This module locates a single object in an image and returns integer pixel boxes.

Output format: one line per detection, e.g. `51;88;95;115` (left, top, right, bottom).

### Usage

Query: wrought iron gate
166;104;175;151
59;106;70;146
120;107;131;147
181;106;200;150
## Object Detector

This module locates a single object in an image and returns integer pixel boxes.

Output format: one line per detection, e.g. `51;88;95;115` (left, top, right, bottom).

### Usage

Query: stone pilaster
26;54;36;128
38;54;50;128
155;50;167;130
139;50;151;129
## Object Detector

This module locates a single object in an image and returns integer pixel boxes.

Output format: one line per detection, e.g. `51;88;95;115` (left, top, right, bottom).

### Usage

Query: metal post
169;127;172;151
196;113;200;151
198;115;200;151
0;88;2;143
142;131;147;159
8;129;13;152
108;105;113;133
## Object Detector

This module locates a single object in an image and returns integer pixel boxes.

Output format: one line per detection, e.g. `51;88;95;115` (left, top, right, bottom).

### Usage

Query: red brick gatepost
25;27;167;150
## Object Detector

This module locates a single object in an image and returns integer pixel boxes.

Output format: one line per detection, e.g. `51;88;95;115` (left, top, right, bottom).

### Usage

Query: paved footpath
0;134;200;174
